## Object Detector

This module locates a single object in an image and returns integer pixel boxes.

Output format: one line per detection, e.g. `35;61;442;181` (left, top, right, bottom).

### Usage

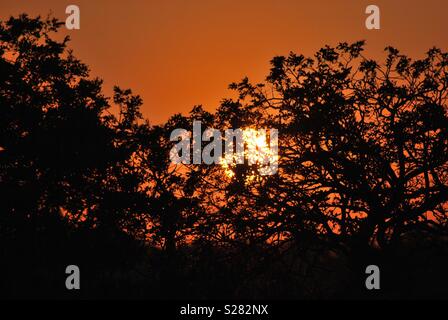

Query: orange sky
1;0;447;124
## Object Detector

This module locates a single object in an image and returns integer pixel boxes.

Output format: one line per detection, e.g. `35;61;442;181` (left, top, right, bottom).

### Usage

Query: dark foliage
1;15;447;299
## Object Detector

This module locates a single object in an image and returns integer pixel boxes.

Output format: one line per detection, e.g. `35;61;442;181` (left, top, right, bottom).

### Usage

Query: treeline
1;15;447;299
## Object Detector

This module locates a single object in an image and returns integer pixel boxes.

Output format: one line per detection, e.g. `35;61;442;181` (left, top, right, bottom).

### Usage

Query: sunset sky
1;0;447;124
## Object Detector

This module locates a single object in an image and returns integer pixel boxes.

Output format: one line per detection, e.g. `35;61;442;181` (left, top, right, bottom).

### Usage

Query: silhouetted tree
1;13;447;299
225;42;448;288
0;14;148;298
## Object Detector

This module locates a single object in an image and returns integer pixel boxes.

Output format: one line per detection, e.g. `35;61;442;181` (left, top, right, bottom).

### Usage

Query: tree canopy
1;14;447;299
